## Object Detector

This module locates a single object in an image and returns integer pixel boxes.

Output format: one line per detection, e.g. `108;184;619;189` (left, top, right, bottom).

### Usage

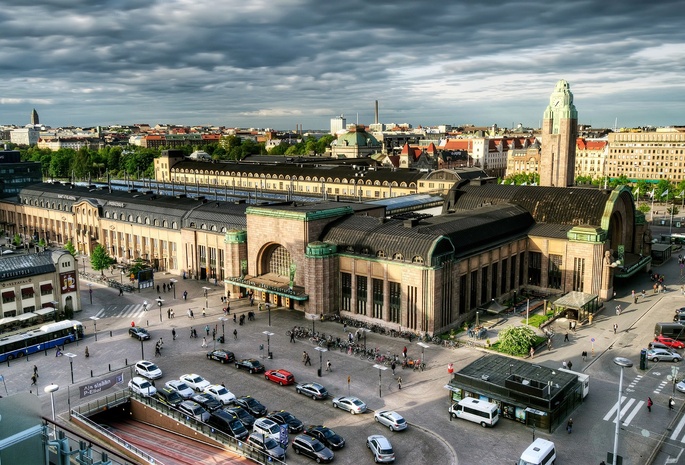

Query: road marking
604;396;628;421
671;414;685;442
622;400;644;426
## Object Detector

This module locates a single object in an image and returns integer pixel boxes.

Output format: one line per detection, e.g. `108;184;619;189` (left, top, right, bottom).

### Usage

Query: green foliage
502;173;539;185
90;244;115;275
13;234;21;246
496;325;538;356
638;203;650;214
38;238;46;247
127;258;148;276
64;240;76;256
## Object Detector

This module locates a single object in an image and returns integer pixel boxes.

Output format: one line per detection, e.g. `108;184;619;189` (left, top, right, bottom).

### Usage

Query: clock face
554;98;561;107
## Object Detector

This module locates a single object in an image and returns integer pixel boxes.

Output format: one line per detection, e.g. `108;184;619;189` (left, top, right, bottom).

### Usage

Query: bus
660;233;685;245
0;320;84;362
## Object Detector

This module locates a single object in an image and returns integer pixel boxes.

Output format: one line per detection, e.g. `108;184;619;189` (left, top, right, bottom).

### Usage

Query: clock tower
540;80;578;187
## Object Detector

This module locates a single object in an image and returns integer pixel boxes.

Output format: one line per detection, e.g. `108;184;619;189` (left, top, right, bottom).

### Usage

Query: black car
224;406;256;428
303;425;345;450
234;396;267;417
291;434;334;463
234;358;265;374
154;387;183;408
207;410;249;441
192;393;222;412
206;349;235;364
129;327;150;341
267;410;304;433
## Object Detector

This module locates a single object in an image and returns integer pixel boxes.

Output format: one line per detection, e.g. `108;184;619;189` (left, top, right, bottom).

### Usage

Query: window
372;278;383;319
528;252;542;286
573;257;585;291
341;273;351;311
389;281;401;323
356;275;367;315
268;246;292;277
549;254;563;289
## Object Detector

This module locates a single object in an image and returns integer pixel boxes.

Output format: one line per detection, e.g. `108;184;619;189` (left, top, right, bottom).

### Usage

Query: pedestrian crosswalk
603;396;645;425
93;304;149;319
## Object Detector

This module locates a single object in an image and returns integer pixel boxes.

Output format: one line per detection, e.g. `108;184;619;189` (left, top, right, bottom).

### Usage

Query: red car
264;369;295;386
654;335;685;349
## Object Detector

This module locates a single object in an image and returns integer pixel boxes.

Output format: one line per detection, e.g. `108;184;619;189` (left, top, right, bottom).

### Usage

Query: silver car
374;410;408;432
178;400;210;422
332;396;367;414
647;348;682;362
367;434;395;463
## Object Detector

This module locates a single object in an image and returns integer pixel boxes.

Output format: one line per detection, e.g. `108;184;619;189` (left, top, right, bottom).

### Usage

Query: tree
496;325;538;356
64;240;76;256
638;203;651;215
13;233;21;247
90;244;115;276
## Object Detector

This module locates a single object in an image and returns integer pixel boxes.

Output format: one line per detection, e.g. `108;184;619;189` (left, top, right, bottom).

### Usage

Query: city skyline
0;0;683;130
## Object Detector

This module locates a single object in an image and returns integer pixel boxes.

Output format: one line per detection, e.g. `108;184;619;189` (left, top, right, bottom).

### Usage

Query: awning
479;299;508;314
17;312;37;321
35;308;56;316
1;290;15;299
21;288;35;297
0;317;18;326
40;283;53;292
444;384;460;393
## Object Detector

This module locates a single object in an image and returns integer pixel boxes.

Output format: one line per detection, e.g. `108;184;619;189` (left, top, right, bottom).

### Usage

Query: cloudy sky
1;0;683;130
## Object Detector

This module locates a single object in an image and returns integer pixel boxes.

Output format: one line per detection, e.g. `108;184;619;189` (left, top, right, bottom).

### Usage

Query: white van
253;418;284;444
448;397;499;427
517;438;556;465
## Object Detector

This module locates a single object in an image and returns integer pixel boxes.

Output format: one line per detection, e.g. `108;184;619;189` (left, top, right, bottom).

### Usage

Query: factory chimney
374;100;379;124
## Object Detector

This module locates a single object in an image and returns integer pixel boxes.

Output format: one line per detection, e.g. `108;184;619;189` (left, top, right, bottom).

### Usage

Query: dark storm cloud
0;0;683;128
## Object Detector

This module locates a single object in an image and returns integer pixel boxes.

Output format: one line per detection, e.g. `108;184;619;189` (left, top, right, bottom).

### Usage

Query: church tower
30;108;39;125
540;80;578;187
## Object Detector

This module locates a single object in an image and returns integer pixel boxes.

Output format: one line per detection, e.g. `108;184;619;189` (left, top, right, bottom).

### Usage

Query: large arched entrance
258;243;293;278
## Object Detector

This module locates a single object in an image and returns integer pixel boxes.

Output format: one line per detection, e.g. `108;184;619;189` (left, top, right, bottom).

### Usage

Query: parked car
267;410;304;433
332;396;367;414
165;380;194;399
247;432;285;461
649;341;677;352
154;387;183;407
677;380;685;393
129;327;150;341
128;376;157;397
206;349;235;364
647;348;683;362
204;384;236;405
264;369;295;386
374;410;408;432
179;373;211;392
224;406;256;428
291;434;334;463
235;358;265;374
675;307;685;315
178;400;210;422
234;396;267;417
135;360;163;380
654;335;685;349
674;314;685;324
303;425;345;450
295;382;329;400
192;393;222;412
367;434;395;463
207;410;249;441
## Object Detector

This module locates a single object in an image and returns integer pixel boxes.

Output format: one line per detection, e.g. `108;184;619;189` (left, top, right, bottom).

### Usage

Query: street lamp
89;316;99;342
82;256;86;273
169;279;177;299
87;283;92;305
219;317;227;341
263;331;274;359
611;357;633;465
44;384;59;423
359;328;371;353
417;342;429;367
157;298;164;323
120;270;125;283
64;353;77;384
476;310;480;328
140;337;145;360
315;347;327;377
373;364;388;398
202;286;211;310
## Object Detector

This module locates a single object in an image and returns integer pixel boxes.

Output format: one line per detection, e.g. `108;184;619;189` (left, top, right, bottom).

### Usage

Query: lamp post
202;286;211;310
373;364;388;398
263;331;274;359
169;279;177;299
120;270;125;283
82;256;86;273
140;337;145;360
359;328;371;353
315;347;327;377
476;310;480;328
89;316;99;342
64;353;77;384
44;384;59;423
612;357;633;465
219;317;227;340
417;342;429;366
157;298;163;323
87;283;92;305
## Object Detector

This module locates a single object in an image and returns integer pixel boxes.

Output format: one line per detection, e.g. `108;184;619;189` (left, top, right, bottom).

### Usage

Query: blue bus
0;320;84;362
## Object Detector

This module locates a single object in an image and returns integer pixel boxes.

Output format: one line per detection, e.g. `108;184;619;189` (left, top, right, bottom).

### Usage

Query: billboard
59;271;77;294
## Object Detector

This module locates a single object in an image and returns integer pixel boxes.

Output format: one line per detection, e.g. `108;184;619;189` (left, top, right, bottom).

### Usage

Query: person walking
31;373;37;386
201;337;207;348
154;343;161;357
290;332;295;343
530;347;535;358
205;325;210;336
305;353;312;366
647;397;653;413
33;365;38;379
403;346;408;359
303;351;308;364
669;396;675;410
202;308;206;318
172;328;176;340
233;328;238;340
613;323;618;334
398;376;402;390
119;287;124;296
567;360;573;370
170;308;174;318
183;290;188;300
582;350;587;361
564;332;569;342
566;418;573;433
391;361;396;376
326;360;332;372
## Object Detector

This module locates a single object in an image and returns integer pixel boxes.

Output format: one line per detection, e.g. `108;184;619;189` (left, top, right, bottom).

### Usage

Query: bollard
110;331;113;337
147;320;149;326
109;364;111;372
91;370;93;377
125;358;128;366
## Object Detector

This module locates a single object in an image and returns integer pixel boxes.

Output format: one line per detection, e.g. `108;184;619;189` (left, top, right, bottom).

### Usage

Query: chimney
375;100;379;124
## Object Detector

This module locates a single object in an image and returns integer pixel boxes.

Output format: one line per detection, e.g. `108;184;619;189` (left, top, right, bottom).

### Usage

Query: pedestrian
530;347;535;358
202;308;206;318
290;332;295;343
167;308;171;319
343;322;347;333
305;353;311;366
572;321;577;332
303;351;308;363
669;396;675;410
233;314;237;323
562;360;568;369
163;283;167;292
118;287;124;296
190;309;194;318
183;290;188;300
615;305;621;315
613;323;618;334
172;328;176;340
582;350;587;361
31;373;37;386
156;284;160;293
212;328;216;340
642;290;646;299
33;365;38;378
326;360;331;372
201;337;207;348
631;289;635;300
403;346;408;359
155;344;161;357
233;328;238;340
226;302;230;314
205;325;210;336
143;300;148;311
564;332;569;342
398;376;402;390
567;360;573;370
391;361;396;376
170;309;174;318
566;418;573;433
547;338;552;350
647;397;653;413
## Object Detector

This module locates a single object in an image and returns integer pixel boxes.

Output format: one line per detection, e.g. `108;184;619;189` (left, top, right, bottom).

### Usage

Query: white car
204;384;236;405
180;373;211;392
367;435;395;463
374;410;408;432
129;376;157;397
135;360;163;380
332;396;367;414
165;379;194;399
677;380;685;393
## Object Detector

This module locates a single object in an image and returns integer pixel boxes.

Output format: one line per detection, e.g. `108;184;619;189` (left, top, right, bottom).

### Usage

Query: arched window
145;217;150;225
136;216;142;224
120;213;125;220
266;245;292;277
128;214;133;222
200;224;207;230
210;225;217;231
393;253;404;261
172;221;178;229
153;219;160;226
412;256;424;264
377;250;386;258
105;212;110;219
162;220;168;227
